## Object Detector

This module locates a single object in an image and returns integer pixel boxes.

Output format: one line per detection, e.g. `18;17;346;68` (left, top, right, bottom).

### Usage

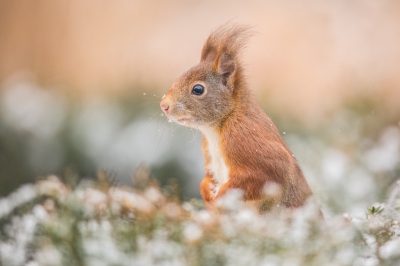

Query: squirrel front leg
200;175;217;209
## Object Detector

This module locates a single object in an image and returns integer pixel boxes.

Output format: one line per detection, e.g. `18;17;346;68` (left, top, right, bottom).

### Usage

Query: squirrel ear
214;53;236;86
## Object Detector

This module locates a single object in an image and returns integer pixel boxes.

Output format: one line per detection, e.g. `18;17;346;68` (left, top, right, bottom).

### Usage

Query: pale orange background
1;0;399;123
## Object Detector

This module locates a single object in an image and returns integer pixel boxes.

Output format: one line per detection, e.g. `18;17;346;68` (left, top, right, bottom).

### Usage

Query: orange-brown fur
160;24;313;212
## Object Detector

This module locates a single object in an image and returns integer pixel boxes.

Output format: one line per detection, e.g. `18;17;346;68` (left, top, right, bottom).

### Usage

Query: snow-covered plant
0;175;399;266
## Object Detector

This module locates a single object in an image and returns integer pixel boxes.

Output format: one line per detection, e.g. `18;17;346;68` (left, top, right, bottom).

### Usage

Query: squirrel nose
160;102;170;113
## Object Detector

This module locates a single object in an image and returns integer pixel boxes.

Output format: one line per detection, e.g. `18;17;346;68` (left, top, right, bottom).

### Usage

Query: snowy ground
0;175;400;266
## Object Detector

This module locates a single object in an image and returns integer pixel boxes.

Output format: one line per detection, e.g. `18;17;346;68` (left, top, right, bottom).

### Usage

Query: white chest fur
199;127;230;186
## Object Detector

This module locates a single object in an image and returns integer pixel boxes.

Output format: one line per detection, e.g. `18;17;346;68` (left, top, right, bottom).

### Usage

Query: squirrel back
160;24;313;211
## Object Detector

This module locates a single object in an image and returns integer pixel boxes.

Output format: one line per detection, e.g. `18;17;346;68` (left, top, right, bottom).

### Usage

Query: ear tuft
200;23;253;63
201;46;217;63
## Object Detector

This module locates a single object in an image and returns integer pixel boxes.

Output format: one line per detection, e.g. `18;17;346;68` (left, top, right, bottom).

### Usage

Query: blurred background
0;0;399;217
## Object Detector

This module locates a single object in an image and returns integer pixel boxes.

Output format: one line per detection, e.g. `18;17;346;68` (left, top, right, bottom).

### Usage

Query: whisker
154;112;164;140
185;126;188;147
163;63;178;83
139;99;163;104
138;111;161;135
194;125;202;154
155;119;168;154
141;92;164;101
150;94;163;99
160;119;174;156
156;88;167;96
188;127;197;144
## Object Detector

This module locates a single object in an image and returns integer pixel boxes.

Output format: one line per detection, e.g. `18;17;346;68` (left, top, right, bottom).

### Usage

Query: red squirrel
160;24;313;212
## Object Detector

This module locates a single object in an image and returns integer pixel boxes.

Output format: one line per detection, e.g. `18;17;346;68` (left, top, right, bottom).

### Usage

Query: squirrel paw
209;183;217;195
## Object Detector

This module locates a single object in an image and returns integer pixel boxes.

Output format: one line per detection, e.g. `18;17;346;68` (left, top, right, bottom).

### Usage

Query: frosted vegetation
0;79;399;265
0;174;400;266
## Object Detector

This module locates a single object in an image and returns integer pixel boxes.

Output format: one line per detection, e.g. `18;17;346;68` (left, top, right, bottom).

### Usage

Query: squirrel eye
192;84;204;95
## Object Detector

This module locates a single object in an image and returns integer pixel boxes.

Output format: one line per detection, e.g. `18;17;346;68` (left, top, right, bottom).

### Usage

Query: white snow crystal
183;222;203;242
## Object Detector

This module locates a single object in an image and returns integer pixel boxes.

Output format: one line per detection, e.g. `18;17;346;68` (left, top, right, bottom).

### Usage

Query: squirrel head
160;24;252;128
